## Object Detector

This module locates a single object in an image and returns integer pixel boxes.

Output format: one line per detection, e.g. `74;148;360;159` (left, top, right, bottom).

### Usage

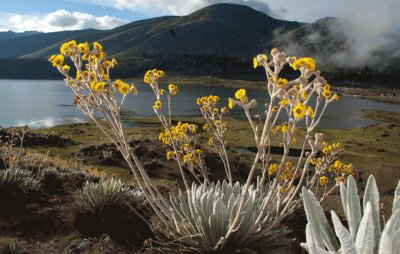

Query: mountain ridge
0;3;302;59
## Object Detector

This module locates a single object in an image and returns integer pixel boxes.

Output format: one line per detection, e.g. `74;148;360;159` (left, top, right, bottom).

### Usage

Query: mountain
0;29;100;59
0;31;43;41
0;4;302;59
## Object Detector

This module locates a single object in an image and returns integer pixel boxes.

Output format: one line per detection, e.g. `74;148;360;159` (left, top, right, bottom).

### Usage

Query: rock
68;238;92;254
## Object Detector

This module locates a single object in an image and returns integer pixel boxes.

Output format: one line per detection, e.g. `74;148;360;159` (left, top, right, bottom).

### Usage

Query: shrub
39;167;65;194
301;175;400;253
0;168;40;214
74;179;150;247
156;180;290;252
51;41;351;252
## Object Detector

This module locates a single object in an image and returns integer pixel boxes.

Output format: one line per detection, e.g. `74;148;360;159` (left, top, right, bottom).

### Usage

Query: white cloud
0;9;129;32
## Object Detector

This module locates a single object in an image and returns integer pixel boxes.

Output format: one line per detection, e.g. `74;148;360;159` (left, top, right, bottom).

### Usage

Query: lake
1;79;399;129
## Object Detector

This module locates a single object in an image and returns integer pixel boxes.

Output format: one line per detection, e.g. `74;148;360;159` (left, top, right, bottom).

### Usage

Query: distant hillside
0;29;100;58
0;31;43;41
0;4;302;59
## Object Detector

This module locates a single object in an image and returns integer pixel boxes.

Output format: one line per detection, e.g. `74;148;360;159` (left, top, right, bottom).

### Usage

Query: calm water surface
1;79;399;129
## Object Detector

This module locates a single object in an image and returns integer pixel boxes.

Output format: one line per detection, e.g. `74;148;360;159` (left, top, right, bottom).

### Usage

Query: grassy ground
30;108;400;194
3;103;400;253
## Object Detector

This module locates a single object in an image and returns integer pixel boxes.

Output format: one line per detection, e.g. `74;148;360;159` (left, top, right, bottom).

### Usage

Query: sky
0;0;397;33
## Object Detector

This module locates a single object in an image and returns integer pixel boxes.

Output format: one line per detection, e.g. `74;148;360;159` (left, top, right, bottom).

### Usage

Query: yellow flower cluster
291;57;316;71
144;69;166;84
197;95;228;117
271;124;289;135
158;122;198;146
321;84;339;101
112;79;137;95
322;142;342;155
158;122;204;167
49;41;133;96
327;160;353;176
168;84;179;95
276;161;298;184
310;141;353;186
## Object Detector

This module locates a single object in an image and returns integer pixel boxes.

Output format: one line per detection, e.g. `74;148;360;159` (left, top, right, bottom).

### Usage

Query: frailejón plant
302;175;400;254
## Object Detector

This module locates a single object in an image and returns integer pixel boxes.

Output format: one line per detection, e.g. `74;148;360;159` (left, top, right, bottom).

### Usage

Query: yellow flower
67;40;77;48
168;84;179;95
333;93;339;101
48;55;56;62
82;54;89;61
102;60;111;69
221;106;228;114
119;83;130;95
253;57;259;69
130;85;138;95
268;164;278;175
61;65;70;73
301;91;308;100
307;106;314;119
51;55;64;67
324;84;331;91
93;41;103;52
285;161;293;169
253;54;267;69
281;125;288;133
183;153;194;163
94;82;106;91
322;146;330;155
293;102;306;119
228;97;235;109
60;43;68;55
111;58;118;68
319;176;329;186
279;98;290;107
291;137;297;144
78;42;89;53
195;149;203;155
153;100;162;109
292;57;316;71
322;90;332;99
333;160;343;168
112;79;123;89
276;78;288;87
166;151;175;160
234;88;247;103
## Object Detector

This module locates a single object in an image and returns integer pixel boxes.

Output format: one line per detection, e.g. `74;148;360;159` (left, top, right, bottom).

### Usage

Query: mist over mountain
0;3;398;71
